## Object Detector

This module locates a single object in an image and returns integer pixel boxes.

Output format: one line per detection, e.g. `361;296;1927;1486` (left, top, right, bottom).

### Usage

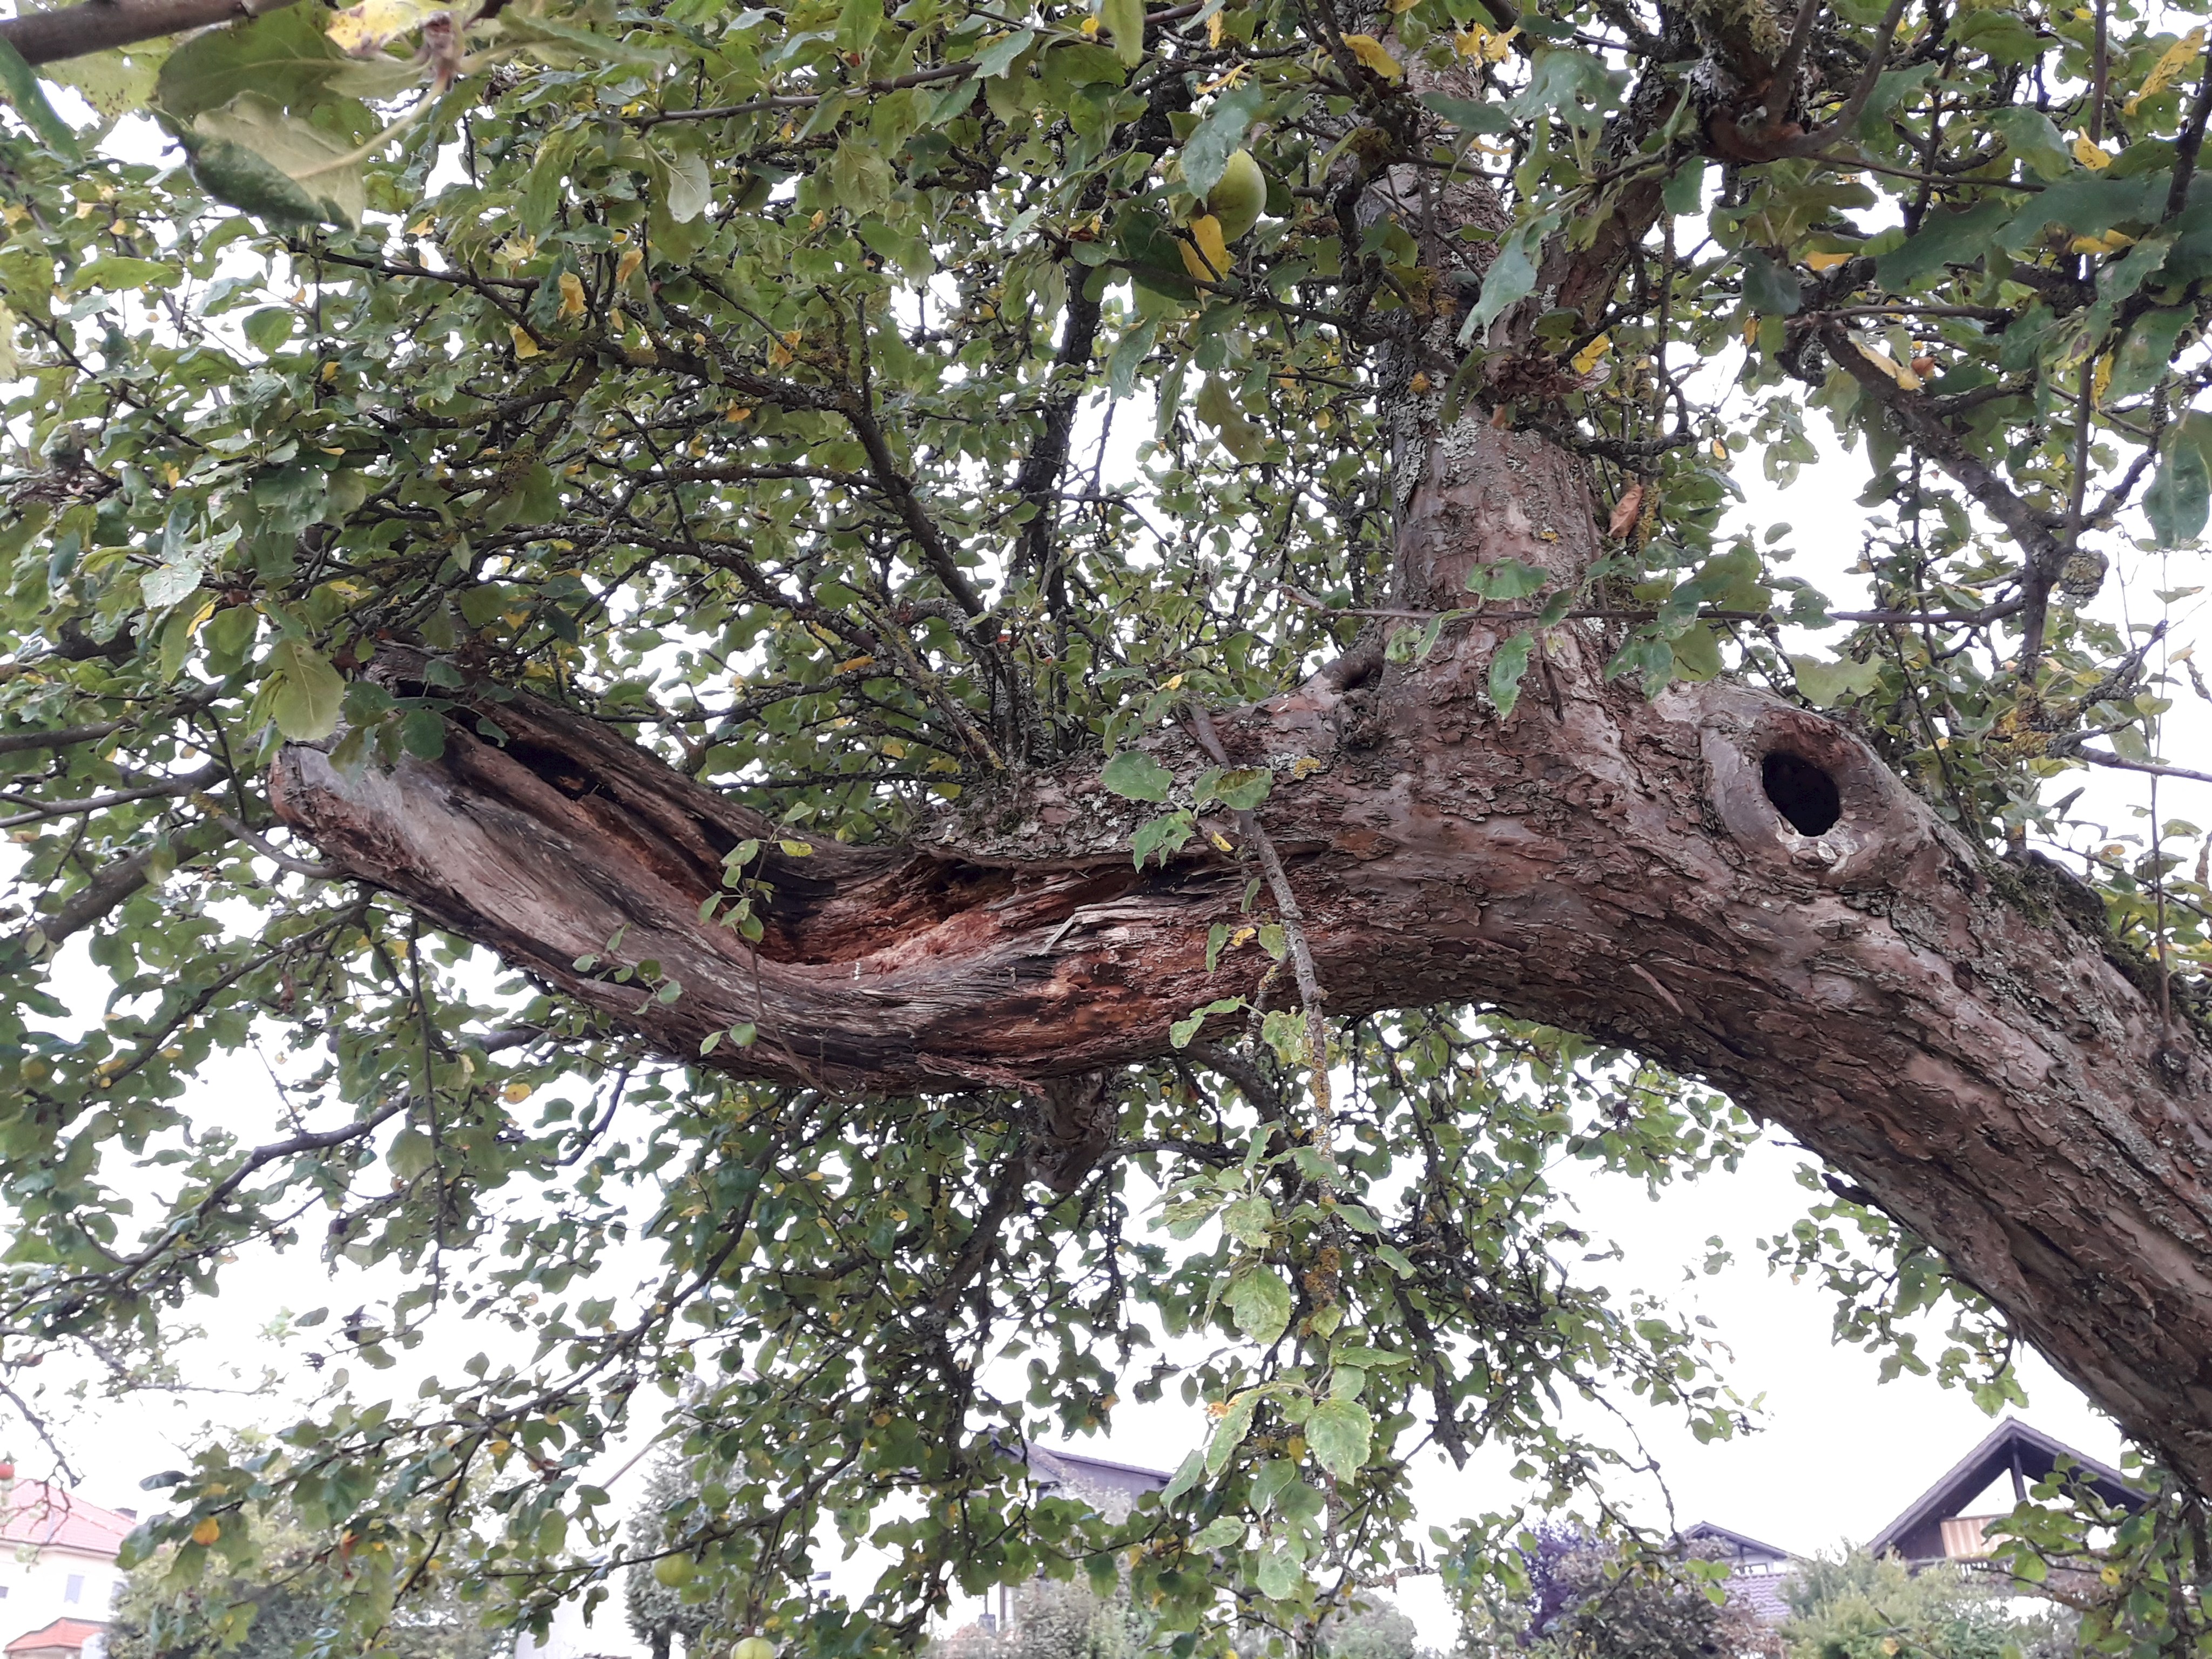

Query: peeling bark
274;415;2212;1492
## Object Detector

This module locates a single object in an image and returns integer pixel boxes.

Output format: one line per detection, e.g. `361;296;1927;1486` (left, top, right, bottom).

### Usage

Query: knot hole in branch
1762;751;1842;837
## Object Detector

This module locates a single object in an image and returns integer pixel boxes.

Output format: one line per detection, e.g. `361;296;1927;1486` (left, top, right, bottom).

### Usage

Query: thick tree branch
273;458;2212;1492
0;0;298;64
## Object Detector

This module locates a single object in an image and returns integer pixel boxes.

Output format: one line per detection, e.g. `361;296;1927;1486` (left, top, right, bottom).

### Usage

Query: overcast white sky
3;88;2206;1655
8;405;2188;1654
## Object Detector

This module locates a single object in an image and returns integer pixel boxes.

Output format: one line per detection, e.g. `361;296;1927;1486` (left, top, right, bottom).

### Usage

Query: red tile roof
5;1619;107;1655
0;1483;134;1557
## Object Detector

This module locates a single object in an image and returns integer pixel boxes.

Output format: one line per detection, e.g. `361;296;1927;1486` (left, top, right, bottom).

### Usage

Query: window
64;1574;84;1603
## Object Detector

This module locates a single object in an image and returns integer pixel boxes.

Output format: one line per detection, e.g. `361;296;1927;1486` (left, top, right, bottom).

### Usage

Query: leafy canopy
0;0;2208;1650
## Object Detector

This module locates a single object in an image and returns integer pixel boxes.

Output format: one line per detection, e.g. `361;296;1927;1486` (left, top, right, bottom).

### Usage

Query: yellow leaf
1206;9;1223;44
2069;228;2134;255
835;655;875;673
326;0;446;53
2128;28;2204;112
1570;332;1610;375
1711;439;1729;460
615;246;644;287
1803;249;1852;271
725;405;752;422
1453;21;1515;59
1080;12;1099;30
2072;134;2112;170
1181;213;1230;280
191;1518;221;1546
511;326;540;359
1340;33;1402;78
503;1082;532;1103
2093;353;2112;406
556;272;586;321
1852;339;1923;390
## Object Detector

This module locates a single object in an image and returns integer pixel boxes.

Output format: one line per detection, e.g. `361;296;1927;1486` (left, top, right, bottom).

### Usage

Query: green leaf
1662;157;1705;214
70;257;180;294
1101;748;1174;802
1209;766;1271;810
182;96;365;227
1789;651;1882;707
1461;212;1559;343
826;138;892;216
1739;249;1800;315
1098;0;1143;67
1225;1262;1292;1344
0;38;82;159
663;150;712;224
1991;106;2071;180
1195;376;1263;461
1205;1389;1260;1475
2109;307;2193;400
972;25;1037;75
1219;1194;1271;1246
2147;430;2210;547
156;5;349;120
42;42;168;121
1179;82;1263;199
1304;1397;1372;1483
1669;622;1724;682
1131;810;1196;867
388;1127;434;1181
1422;92;1510;136
1190;1516;1245;1551
1255;1547;1301;1600
1488;632;1532;718
399;707;447;760
1170;996;1243;1048
1465;558;1547;599
1873;196;2009;288
264;638;346;740
1328;1345;1408;1368
1161;1449;1206;1505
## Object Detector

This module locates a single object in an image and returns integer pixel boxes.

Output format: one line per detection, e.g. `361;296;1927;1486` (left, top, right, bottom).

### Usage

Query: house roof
1028;1448;1171;1487
1866;1419;2143;1562
1678;1521;1793;1564
0;1484;134;1560
5;1620;107;1655
1025;1447;1170;1521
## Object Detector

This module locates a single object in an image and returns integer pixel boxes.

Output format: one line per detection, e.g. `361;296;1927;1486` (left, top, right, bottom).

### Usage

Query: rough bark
0;0;301;64
273;413;2212;1494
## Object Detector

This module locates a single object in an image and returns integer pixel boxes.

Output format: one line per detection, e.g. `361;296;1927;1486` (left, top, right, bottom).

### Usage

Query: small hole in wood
1762;751;1842;837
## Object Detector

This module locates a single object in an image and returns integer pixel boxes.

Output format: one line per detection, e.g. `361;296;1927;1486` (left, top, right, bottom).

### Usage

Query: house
1677;1521;1795;1624
1864;1418;2143;1566
0;1481;137;1658
1024;1447;1169;1525
1694;1418;2143;1625
4;1620;108;1659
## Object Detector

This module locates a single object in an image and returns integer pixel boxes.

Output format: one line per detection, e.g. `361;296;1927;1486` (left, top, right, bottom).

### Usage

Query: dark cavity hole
1762;751;1842;837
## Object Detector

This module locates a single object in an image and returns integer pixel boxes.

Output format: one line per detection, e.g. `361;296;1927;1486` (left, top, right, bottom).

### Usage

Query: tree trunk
272;413;2212;1494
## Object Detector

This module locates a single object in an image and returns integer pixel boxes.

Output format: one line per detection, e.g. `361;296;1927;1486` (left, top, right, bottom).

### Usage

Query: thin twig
1186;703;1332;1151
